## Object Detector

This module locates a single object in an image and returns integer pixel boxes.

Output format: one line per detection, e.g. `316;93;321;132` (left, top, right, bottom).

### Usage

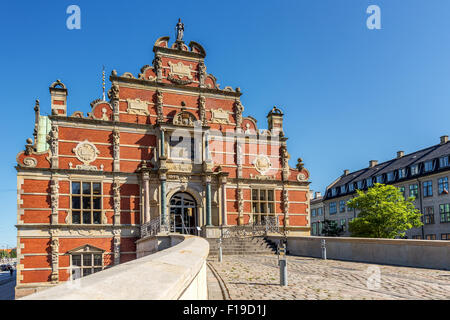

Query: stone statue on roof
176;18;184;42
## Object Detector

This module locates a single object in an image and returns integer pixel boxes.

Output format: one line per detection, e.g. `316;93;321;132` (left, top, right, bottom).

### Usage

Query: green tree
9;248;16;258
347;183;422;238
321;219;344;237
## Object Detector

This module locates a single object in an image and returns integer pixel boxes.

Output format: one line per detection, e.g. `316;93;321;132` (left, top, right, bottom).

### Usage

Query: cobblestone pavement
207;255;450;300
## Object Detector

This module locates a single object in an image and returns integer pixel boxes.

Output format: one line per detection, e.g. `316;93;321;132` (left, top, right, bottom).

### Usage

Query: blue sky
1;0;450;247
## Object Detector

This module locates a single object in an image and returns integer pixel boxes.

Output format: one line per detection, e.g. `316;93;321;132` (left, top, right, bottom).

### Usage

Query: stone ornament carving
50;237;59;283
234;100;244;128
112;129;120;172
127;98;150;116
23;157;37;168
155;90;164;123
280;145;291;180
73;140;100;165
253;155;272;175
50;179;59;225
198;95;207;125
198;62;206;87
108;83;120;121
166;162;193;172
47;125;59;169
153;56;163;81
173;111;198;127
297;173;307;182
296;158;304;171
113;233;121;265
168;61;193;80
249;174;275;180
108;83;119;101
237;188;244;223
282;189;289;213
112;180;121;225
211;108;230;124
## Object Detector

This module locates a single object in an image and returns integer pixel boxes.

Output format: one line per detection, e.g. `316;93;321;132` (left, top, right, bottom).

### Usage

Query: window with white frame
329;202;337;214
409;184;418;198
438;177;449;195
439;156;449;168
424;160;434;172
348;183;354;192
386;171;395;182
71;182;102;225
423;181;433;197
69;245;104;280
251;189;275;224
366;178;373;187
398;168;406;179
410;164;419;176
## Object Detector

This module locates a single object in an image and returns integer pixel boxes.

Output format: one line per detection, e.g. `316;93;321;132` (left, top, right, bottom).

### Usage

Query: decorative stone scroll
166;162;193;172
23;157;37;168
211;108;230;124
126;98;149;116
168;61;193;80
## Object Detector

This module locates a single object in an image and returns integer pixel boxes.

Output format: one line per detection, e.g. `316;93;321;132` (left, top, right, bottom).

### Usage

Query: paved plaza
207;255;450;300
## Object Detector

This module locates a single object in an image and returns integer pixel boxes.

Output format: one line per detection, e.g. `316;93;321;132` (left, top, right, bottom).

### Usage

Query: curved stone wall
21;235;209;300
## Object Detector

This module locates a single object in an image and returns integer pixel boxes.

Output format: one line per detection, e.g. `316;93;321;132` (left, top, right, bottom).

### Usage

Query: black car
0;264;7;271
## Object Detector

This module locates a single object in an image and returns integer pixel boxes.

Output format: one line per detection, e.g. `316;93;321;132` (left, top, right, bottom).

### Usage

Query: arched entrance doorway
169;192;198;235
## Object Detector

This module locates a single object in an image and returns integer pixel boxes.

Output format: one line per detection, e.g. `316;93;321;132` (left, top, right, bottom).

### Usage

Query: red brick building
15;24;310;297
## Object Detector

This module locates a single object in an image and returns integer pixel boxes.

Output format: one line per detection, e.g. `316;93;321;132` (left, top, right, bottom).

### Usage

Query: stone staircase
207;237;277;256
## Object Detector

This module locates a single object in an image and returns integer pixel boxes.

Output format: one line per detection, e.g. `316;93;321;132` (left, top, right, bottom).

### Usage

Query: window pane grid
71;181;102;225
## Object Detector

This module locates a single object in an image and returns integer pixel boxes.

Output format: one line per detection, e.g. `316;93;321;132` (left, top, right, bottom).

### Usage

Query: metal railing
221;216;282;238
140;216;161;238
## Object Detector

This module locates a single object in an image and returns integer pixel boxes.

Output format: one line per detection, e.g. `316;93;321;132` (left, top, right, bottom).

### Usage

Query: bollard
278;242;288;286
321;239;327;260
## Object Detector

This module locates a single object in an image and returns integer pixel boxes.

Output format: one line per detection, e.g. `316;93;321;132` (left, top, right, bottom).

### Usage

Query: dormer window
340;185;346;194
348;183;354;192
375;175;384;184
440;156;449;168
410;164;419;176
366;178;373;187
424;160;434;172
387;171;395;182
331;188;337;197
357;181;363;189
398;168;406;179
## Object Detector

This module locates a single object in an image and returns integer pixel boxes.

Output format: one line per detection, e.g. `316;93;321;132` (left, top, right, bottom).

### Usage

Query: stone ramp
207;237;277;256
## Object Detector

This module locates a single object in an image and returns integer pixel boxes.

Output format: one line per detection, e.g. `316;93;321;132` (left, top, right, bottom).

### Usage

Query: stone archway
169;192;198;235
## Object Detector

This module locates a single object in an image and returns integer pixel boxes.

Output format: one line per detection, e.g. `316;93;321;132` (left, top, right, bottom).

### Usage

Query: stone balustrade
267;235;450;270
21;234;209;300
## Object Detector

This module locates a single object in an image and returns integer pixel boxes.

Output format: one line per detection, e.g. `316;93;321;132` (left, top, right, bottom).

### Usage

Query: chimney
267;106;284;134
343;169;349;176
49;80;68;116
369;160;378;168
315;192;322;199
440;135;448;145
397;151;404;159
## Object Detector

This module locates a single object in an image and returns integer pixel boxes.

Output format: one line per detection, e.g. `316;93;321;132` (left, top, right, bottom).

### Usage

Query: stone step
206;237;277;256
